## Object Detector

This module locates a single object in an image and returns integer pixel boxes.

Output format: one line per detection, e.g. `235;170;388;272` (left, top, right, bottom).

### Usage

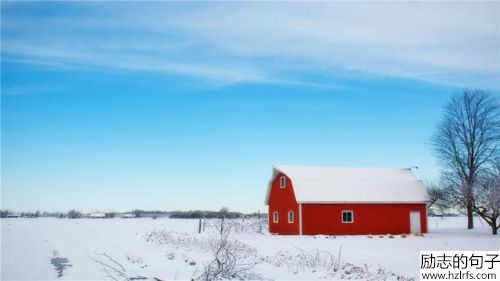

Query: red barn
265;165;428;235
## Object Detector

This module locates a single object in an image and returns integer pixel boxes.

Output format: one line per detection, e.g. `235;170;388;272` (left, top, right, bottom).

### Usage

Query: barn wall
267;172;299;235
302;203;427;235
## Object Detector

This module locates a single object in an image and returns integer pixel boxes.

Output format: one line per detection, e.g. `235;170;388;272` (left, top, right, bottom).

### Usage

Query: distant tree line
1;210;42;218
169;209;242;219
1;210;10;218
1;208;263;220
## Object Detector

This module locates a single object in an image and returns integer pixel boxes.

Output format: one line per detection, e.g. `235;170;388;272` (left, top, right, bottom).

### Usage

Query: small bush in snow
144;229;258;259
90;253;148;281
339;263;413;280
198;228;260;281
265;247;338;274
205;218;269;234
166;251;175;260
124;253;143;264
144;230;214;253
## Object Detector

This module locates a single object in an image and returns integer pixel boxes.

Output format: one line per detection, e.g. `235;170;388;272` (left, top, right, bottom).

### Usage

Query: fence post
220;215;225;235
258;210;262;233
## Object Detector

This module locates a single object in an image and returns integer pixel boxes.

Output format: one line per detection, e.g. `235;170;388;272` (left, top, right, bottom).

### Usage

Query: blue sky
1;1;499;213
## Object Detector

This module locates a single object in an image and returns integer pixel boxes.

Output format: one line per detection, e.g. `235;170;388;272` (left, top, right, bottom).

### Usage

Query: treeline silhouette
169;210;242;219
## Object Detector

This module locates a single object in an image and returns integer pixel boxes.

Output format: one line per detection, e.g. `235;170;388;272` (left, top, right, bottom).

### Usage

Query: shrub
67;210;82;219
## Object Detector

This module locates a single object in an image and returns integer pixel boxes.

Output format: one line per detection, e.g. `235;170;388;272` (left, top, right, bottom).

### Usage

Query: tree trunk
492;221;498;235
466;181;474;229
467;203;474;229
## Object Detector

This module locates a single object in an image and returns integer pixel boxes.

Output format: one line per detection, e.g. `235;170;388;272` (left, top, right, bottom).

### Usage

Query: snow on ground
1;216;498;280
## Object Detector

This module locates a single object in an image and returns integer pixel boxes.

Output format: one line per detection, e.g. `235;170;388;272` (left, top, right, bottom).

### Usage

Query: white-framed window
342;210;353;223
280;176;286;188
273;211;279;223
288;211;294;223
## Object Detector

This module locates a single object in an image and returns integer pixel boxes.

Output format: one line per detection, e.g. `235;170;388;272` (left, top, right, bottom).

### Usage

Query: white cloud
2;1;499;88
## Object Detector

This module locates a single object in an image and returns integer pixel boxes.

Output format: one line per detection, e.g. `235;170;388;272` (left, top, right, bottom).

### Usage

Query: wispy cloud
2;42;269;83
2;1;499;89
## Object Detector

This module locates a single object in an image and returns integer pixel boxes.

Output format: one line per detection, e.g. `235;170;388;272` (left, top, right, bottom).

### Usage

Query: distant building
88;213;106;219
265;165;428;235
121;213;135;218
6;214;21;218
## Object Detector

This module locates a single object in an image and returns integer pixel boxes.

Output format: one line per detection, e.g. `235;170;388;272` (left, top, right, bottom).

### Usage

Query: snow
1;216;497;280
266;165;428;204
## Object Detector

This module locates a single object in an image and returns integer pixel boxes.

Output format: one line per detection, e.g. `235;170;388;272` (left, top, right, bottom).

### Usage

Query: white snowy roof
265;165;428;204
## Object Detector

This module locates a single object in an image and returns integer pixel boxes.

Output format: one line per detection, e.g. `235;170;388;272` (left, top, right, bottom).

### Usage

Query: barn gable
265;165;428;204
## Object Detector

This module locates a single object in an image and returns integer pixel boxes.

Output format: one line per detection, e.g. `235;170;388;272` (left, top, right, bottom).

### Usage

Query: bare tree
219;207;229;216
105;212;116;219
131;210;142;218
67;209;82;219
426;182;449;215
473;165;500;235
432;89;499;229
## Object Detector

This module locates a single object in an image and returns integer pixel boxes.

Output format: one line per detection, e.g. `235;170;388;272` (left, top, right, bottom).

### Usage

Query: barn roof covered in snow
265;165;428;204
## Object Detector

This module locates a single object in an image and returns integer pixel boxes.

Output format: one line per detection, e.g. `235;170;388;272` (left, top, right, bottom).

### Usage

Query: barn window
280;176;286;188
342;210;353;223
288;211;294;223
273;212;279;223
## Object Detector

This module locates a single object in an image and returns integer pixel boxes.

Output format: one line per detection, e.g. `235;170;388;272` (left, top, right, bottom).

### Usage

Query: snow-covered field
1;216;498;280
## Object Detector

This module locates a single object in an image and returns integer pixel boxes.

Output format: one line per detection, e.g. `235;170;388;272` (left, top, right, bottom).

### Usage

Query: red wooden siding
267;173;299;235
302;203;427;235
267;172;428;235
